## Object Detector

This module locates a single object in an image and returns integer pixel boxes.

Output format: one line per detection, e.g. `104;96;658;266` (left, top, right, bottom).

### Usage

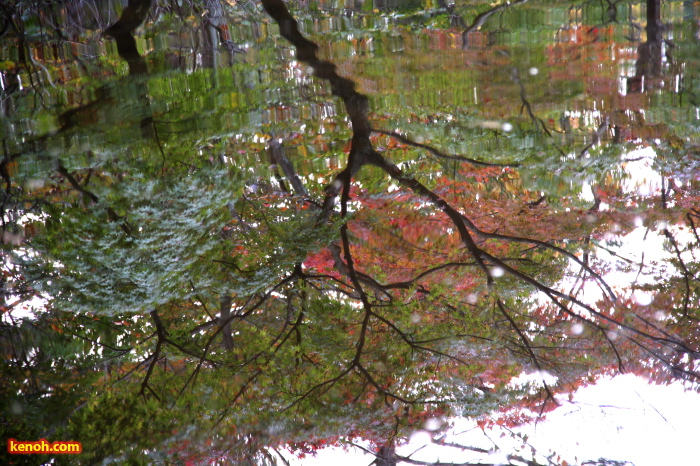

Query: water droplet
570;323;585;335
411;313;421;323
633;290;653;306
502;122;513;132
2;232;23;245
467;293;478;304
636;184;651;196
490;267;504;278
10;402;23;415
25;179;45;190
529;67;539;75
409;429;432;446
424;417;442;431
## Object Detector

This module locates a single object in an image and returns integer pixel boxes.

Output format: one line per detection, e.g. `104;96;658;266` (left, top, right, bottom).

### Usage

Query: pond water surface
2;1;699;465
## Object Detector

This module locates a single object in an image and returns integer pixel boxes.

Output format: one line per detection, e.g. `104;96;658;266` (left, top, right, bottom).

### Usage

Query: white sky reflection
285;375;700;465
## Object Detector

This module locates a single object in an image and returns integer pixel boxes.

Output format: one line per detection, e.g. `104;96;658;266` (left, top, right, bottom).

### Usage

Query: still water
1;0;699;464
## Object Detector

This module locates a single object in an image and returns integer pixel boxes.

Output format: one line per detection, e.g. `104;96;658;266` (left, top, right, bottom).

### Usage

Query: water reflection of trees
1;1;699;465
